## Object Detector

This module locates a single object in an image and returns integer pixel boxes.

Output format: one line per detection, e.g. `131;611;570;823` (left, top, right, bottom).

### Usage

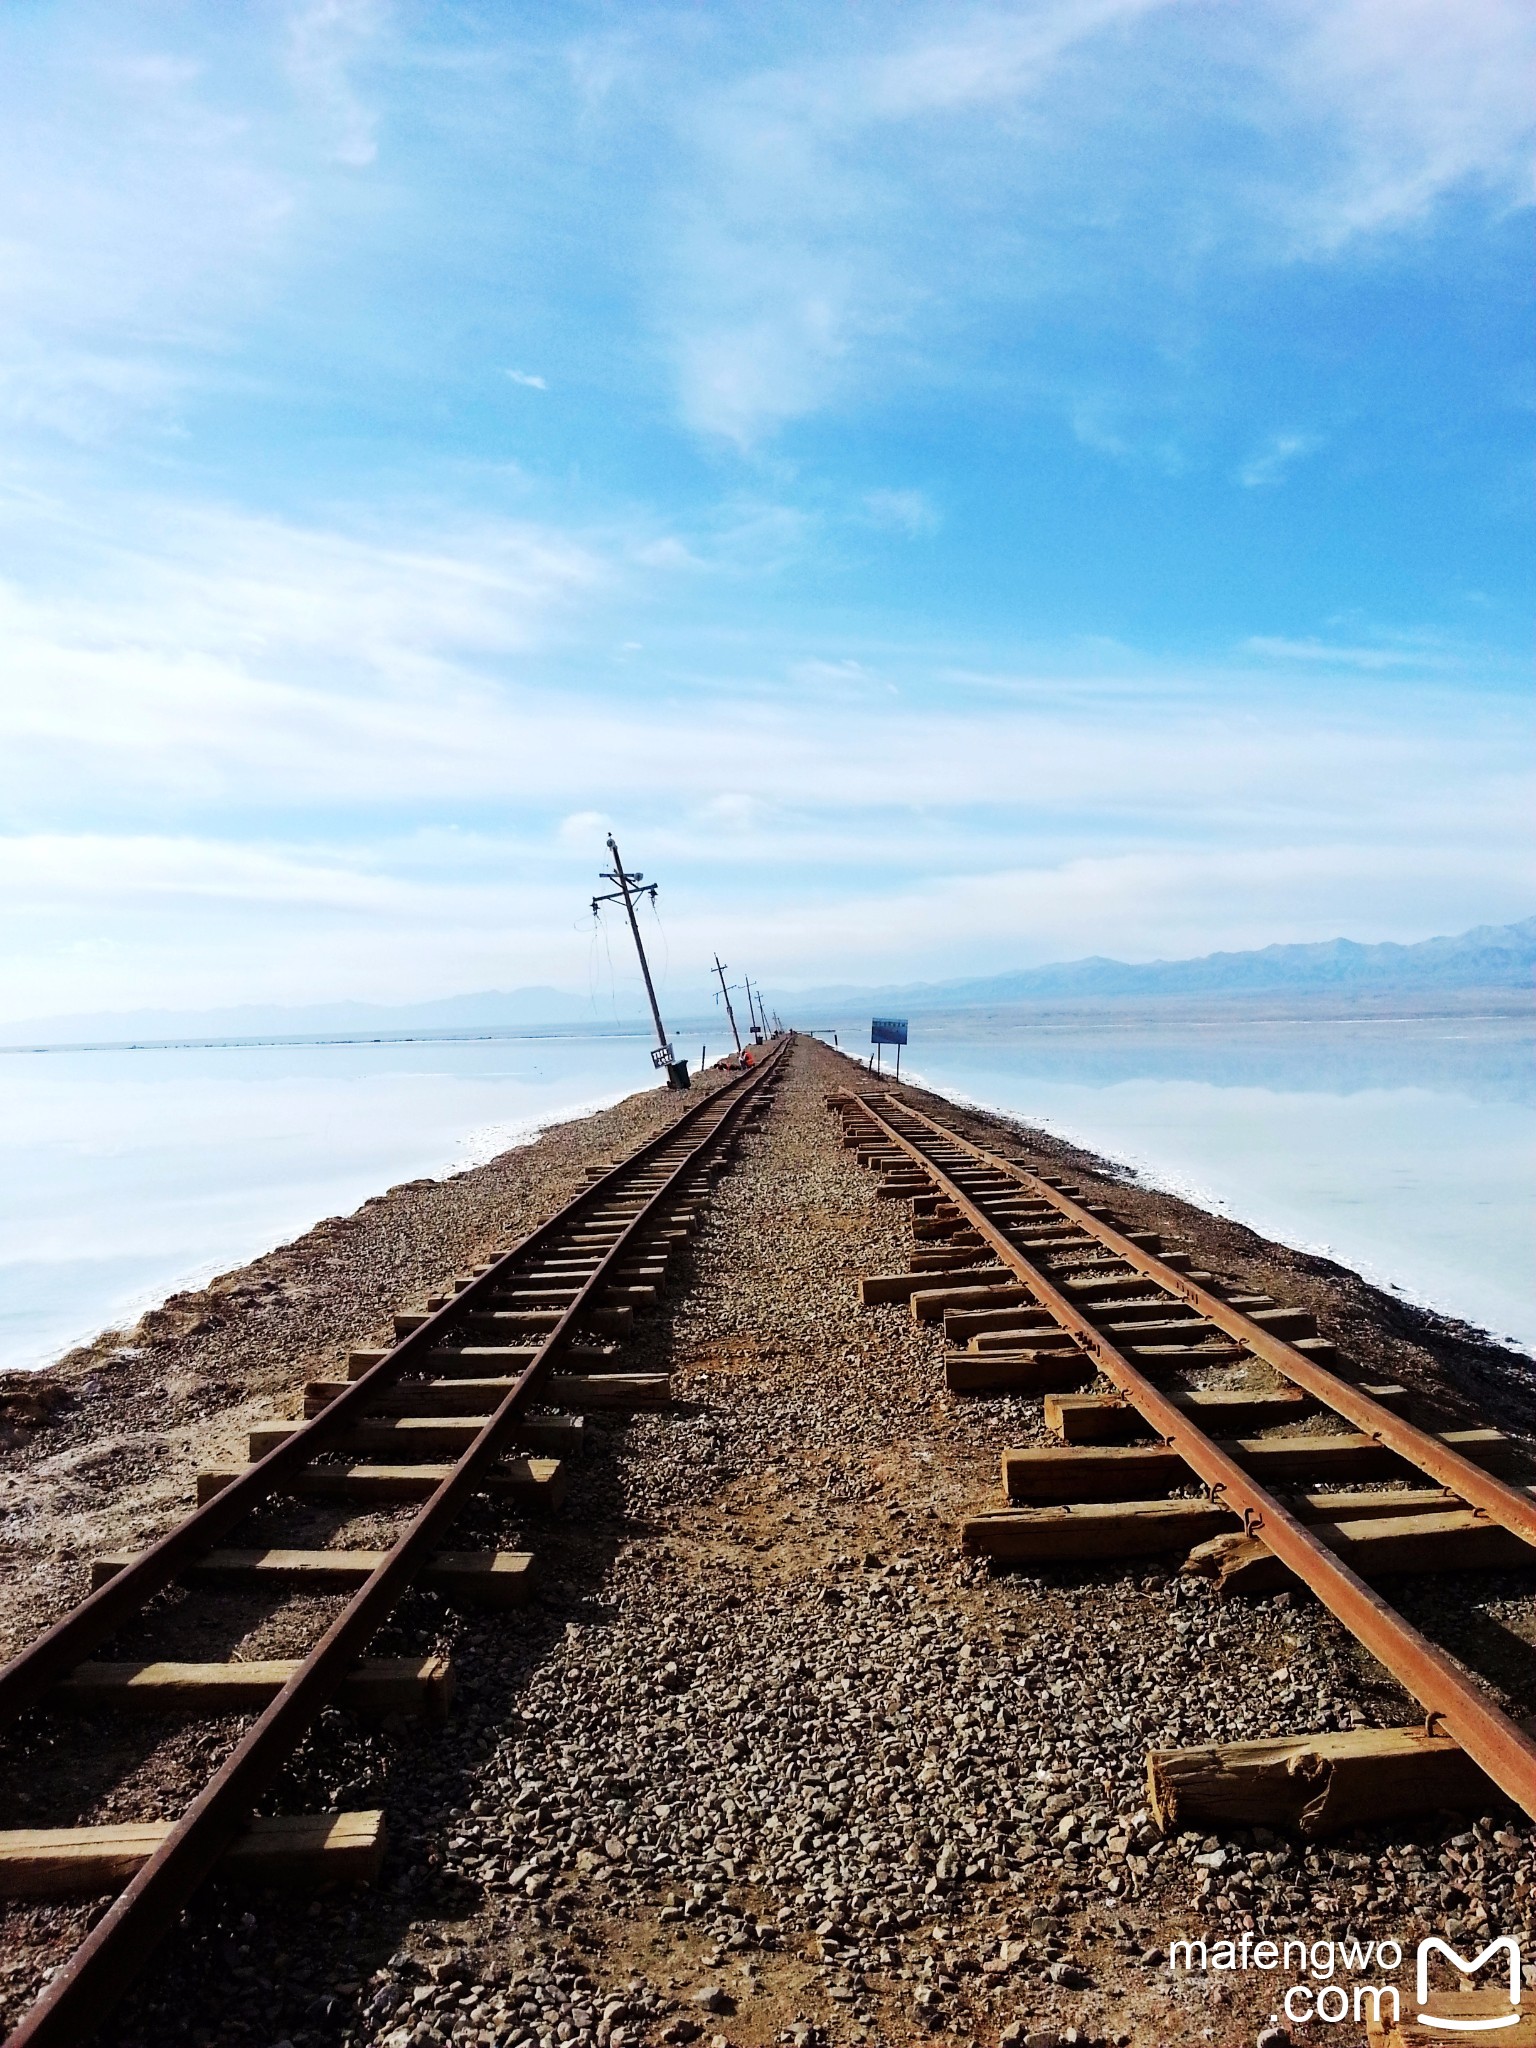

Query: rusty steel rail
0;1056;773;1727
2;1046;785;2048
890;1097;1536;1555
840;1090;1536;1826
888;1105;1536;1548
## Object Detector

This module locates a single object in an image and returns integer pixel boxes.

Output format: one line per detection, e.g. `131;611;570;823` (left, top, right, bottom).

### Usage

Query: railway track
0;1045;784;2048
831;1084;1536;1840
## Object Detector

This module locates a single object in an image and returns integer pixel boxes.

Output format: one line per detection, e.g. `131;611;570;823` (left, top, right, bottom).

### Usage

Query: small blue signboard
871;1018;908;1046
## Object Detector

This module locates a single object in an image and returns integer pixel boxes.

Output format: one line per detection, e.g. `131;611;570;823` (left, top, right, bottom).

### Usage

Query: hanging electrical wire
645;886;671;995
590;905;619;1023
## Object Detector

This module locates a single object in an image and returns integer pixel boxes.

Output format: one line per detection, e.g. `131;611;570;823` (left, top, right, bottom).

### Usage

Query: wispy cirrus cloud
862;488;940;535
2;3;1529;457
0;23;297;445
285;0;385;170
1237;432;1324;489
642;0;1535;444
0;482;1525;838
1242;632;1465;672
1273;0;1536;252
0;3;1526;1022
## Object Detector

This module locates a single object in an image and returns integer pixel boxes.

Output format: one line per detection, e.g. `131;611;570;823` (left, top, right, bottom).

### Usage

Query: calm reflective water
0;1031;664;1372
6;1009;1532;1374
879;1007;1534;1353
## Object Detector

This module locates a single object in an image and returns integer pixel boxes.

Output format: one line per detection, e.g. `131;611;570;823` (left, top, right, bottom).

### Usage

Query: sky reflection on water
4;1008;1530;1373
873;1008;1533;1352
0;1031;659;1372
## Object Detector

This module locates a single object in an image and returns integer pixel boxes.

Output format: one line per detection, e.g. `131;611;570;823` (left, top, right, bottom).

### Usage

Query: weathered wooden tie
1043;1383;1409;1442
1000;1429;1509;1502
908;1277;1026;1321
944;1305;1082;1343
92;1548;535;1607
196;1455;566;1508
963;1484;1520;1564
0;1812;386;1899
839;1084;1536;1838
946;1350;1095;1394
962;1497;1231;1560
308;1375;658;1418
1365;1993;1536;2045
1186;1505;1536;1593
1146;1726;1503;1836
57;1656;452;1717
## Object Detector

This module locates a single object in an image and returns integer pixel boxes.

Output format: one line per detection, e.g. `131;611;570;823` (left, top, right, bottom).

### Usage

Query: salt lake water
3;1007;1531;1374
0;1030;661;1373
877;1006;1534;1355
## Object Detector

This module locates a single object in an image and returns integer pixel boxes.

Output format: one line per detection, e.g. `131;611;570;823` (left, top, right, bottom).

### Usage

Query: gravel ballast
1;1036;1532;2048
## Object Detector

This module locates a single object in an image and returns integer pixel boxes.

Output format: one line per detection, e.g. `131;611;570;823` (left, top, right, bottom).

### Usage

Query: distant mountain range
788;916;1536;1014
2;917;1529;1047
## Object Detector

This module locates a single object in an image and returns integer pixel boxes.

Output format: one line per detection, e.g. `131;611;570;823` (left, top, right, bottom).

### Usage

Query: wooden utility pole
744;977;765;1043
713;955;744;1057
592;835;689;1090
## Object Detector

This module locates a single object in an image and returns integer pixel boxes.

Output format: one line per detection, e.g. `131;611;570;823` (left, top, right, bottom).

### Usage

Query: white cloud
0;484;1520;841
716;834;1536;987
557;810;611;850
0;832;600;1015
0;834;413;911
0;7;1525;1019
0;491;606;799
862;1;1172;117
697;793;767;833
0;4;397;450
1275;0;1536;250
8;807;1528;1021
862;488;939;535
631;535;704;570
0;649;1526;1012
0;347;191;447
285;0;384;169
1237;432;1323;490
5;3;1527;465
1242;633;1455;671
646;0;1535;444
668;270;872;448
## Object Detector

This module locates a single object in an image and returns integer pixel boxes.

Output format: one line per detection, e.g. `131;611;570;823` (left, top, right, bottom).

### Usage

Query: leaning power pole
744;977;766;1043
712;954;743;1058
592;835;690;1090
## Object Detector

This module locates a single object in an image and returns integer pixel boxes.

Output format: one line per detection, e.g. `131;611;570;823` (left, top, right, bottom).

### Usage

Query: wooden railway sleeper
834;1088;1536;1823
0;1047;786;2048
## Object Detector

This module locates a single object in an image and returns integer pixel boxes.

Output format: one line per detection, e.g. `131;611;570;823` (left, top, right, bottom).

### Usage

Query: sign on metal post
870;1017;908;1077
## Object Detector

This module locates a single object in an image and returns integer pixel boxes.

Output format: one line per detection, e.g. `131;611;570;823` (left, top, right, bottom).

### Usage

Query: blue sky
1;0;1531;1021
